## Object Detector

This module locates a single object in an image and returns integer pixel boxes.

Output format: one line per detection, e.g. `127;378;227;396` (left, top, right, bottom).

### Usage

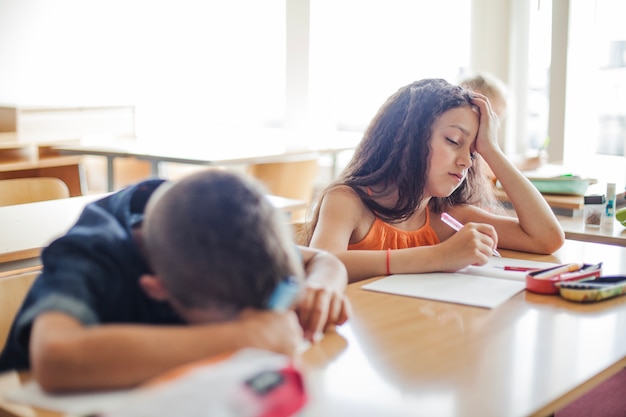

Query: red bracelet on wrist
386;248;391;275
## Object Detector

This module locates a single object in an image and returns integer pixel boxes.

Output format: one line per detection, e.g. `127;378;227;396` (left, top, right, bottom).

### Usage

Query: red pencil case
525;263;603;295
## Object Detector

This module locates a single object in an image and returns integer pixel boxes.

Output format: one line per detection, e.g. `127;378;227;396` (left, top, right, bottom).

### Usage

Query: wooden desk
0;137;84;196
0;194;106;264
0;194;306;266
495;188;584;215
500;204;626;247
558;214;626;247
300;240;626;417
1;240;626;417
54;129;360;191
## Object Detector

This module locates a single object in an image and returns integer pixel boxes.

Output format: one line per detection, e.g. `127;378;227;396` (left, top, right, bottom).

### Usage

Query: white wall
0;0;286;143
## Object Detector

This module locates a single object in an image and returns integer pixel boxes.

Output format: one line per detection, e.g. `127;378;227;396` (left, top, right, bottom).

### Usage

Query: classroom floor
554;367;626;417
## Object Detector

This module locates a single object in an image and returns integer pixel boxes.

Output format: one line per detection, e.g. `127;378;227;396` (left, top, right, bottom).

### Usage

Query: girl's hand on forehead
471;93;501;155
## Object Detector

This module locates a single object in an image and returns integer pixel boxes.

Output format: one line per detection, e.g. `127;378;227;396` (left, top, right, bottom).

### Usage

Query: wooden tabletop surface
1;240;626;417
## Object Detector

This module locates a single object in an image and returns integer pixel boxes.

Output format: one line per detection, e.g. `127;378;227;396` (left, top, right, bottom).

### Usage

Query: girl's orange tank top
348;208;440;250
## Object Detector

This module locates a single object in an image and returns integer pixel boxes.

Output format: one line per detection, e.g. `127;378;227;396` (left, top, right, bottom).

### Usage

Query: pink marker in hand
440;212;502;257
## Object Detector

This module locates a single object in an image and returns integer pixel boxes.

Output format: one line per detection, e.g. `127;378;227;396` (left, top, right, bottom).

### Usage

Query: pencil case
525;263;603;295
556;275;626;303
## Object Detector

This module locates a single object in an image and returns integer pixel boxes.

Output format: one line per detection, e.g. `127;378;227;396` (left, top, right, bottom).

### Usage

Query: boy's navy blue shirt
0;179;184;371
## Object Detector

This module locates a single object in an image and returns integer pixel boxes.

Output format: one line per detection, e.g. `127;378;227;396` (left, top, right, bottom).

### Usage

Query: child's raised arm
466;94;564;254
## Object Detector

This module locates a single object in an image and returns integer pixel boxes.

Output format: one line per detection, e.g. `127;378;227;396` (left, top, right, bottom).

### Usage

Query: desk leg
106;156;115;192
331;153;338;179
150;161;160;177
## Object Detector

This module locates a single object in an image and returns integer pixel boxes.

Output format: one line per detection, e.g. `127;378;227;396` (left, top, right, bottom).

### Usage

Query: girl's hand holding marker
441;212;502;257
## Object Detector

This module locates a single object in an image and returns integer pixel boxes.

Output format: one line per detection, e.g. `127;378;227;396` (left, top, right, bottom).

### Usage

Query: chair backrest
289;221;309;246
0;177;71;207
0;271;39;351
82;156;153;193
247;159;319;202
247;159;319;222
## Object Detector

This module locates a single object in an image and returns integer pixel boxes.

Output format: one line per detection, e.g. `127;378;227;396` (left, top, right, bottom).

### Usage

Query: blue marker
266;276;301;311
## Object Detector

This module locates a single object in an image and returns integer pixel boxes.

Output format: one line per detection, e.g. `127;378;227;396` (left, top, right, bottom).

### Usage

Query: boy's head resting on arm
140;169;304;322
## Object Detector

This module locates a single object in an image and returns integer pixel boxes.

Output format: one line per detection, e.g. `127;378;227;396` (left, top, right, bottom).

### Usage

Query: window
562;0;626;191
594;4;626;157
0;0;286;143
308;0;471;132
522;0;626;191
526;0;552;151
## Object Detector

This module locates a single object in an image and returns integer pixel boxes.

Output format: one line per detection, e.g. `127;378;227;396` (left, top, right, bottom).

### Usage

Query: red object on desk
504;266;538;272
525;263;602;294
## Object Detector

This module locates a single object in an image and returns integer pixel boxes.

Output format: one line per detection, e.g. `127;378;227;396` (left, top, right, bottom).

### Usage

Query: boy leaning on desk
0;169;351;393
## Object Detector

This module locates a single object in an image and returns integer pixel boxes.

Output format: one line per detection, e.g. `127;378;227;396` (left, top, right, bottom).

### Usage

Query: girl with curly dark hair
307;78;564;282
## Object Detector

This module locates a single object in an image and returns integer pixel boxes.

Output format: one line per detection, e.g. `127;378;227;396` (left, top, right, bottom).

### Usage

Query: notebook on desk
362;257;557;309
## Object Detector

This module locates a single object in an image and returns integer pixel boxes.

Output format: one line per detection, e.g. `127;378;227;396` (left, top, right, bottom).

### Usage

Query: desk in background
496;184;626;218
0;105;137;196
558;215;626;247
0;136;84;196
53;129;361;192
0;194;306;275
2;239;626;417
497;188;626;247
0;194;105;265
495;188;585;216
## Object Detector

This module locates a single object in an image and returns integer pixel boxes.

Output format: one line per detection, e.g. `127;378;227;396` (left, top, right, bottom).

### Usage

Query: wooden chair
0;271;39;351
82;156;153;193
289;221;309;246
0;177;70;207
247;159;319;222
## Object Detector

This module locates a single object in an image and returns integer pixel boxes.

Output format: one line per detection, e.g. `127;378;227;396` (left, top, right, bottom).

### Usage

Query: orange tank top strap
348;207;440;251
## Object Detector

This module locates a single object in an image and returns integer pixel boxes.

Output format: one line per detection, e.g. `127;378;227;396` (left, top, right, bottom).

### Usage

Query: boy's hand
295;284;352;342
239;309;303;355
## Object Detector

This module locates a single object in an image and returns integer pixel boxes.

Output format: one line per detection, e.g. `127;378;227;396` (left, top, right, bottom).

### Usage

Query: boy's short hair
142;169;303;310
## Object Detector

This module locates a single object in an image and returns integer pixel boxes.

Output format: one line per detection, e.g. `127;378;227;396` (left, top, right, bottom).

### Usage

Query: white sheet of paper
3;349;296;417
5;380;132;416
460;257;557;281
362;257;557;309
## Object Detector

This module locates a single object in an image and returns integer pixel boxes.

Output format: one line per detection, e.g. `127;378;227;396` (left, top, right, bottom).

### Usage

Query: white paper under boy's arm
102;349;291;417
5;380;132;416
5;349;292;417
